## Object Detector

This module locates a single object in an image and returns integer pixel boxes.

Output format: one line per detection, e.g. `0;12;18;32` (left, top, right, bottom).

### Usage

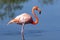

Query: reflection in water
38;0;54;5
0;32;21;36
0;0;28;20
24;30;42;37
0;0;55;20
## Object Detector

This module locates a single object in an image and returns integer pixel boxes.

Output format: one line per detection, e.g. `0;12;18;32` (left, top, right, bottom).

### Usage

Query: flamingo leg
21;23;25;40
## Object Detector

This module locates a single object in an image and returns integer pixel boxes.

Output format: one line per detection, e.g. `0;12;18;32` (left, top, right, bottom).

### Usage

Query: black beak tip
39;11;41;14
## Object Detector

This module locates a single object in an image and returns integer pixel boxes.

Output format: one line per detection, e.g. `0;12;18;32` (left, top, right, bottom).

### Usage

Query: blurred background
0;0;60;40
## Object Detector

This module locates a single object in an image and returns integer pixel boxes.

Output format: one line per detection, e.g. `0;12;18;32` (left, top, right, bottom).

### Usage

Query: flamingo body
15;13;33;24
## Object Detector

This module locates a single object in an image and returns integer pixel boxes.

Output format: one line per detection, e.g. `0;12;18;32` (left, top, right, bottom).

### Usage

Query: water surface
0;0;60;40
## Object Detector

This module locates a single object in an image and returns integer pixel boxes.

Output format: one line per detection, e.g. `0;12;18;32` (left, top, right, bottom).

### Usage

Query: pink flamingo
8;6;41;40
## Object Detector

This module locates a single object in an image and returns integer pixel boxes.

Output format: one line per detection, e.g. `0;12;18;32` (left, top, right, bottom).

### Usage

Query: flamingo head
32;6;41;14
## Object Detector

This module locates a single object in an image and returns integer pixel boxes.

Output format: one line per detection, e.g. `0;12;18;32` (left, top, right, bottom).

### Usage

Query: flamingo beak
39;11;41;14
38;8;41;14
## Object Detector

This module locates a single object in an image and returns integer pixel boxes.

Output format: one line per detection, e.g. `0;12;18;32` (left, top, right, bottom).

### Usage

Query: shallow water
0;0;60;40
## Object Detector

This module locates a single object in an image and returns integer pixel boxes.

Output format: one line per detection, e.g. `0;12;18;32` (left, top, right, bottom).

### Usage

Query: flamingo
8;6;41;40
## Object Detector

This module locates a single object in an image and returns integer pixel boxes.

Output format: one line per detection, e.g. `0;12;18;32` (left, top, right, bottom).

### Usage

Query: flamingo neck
32;9;39;25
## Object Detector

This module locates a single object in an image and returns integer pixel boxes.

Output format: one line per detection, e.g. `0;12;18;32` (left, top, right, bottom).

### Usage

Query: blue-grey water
0;0;60;40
